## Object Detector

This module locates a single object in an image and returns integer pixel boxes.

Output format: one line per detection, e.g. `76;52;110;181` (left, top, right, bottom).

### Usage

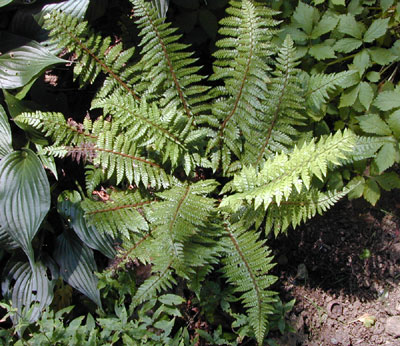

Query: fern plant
4;0;368;343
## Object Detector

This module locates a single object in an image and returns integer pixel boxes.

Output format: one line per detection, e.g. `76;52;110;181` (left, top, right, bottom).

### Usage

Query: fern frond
305;70;356;113
16;111;96;146
145;180;219;276
222;222;277;345
244;35;306;167
221;129;357;211
84;165;106;195
209;0;279;171
81;189;153;239
92;95;208;174
43;11;139;99
130;0;209;119
265;187;350;236
131;261;177;307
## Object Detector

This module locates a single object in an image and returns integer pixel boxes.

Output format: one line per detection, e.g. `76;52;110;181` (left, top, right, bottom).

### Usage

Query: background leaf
363;18;389;43
0;149;50;262
1;259;54;326
0;33;67;89
54;232;102;308
151;0;169;18
57;191;117;259
0;105;13;158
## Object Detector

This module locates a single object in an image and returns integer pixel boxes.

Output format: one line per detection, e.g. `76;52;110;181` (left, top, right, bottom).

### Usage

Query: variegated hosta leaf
0;104;13;158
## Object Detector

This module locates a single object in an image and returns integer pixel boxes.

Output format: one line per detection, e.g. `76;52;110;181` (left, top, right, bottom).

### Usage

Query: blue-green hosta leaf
0;105;13;158
0;224;19;251
374;90;400;111
363;18;389;43
0;34;67;89
57;191;116;259
0;149;50;262
34;0;90;25
150;0;169;18
54;232;102;307
1;260;54;325
0;0;13;7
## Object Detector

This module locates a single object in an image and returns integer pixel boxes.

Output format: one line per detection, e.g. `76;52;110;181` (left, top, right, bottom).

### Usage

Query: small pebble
385;316;400;337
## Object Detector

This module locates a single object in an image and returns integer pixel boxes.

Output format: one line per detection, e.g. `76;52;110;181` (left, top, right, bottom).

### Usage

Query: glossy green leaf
363;178;380;205
1;260;54;325
0;0;13;7
0;149;50;261
333;38;362;53
54;232;102;307
375;142;396;173
374;90;400;111
57;191;116;259
293;1;319;35
308;44;336;60
363;18;389;43
357;114;391;135
368;48;396;65
358;82;374;110
388;110;400;138
34;0;90;25
338;14;365;39
0;34;67;89
0;105;13;158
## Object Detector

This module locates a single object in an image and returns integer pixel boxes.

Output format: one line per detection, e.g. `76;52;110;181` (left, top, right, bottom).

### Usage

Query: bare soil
269;193;400;346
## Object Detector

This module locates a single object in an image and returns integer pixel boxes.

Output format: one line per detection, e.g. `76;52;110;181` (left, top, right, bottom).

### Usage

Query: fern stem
86;200;155;215
168;185;190;236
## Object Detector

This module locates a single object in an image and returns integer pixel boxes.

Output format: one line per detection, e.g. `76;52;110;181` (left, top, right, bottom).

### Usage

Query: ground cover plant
0;0;399;344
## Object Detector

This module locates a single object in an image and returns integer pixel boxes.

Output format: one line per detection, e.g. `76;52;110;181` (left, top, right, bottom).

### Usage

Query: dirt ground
269;192;400;346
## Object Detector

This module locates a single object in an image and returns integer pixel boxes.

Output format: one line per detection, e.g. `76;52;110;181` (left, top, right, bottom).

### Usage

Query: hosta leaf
150;0;169;18
363;18;389;43
374;142;397;173
54;232;102;307
0;224;19;251
34;0;90;25
57;191;116;259
1;260;54;325
357;114;391;135
0;33;67;89
0;105;13;158
0;149;50;262
0;0;13;7
374;90;400;111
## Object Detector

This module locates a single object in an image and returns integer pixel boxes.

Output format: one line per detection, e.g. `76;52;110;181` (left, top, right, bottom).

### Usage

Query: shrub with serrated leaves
0;0;382;344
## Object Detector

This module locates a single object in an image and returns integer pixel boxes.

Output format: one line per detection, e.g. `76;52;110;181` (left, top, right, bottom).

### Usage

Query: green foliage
1;0;397;344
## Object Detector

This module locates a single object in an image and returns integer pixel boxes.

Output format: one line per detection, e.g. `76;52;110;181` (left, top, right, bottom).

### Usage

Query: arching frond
130;0;210;119
222;221;277;345
43;11;139;99
243;35;306;167
221;129;357;211
208;0;280;172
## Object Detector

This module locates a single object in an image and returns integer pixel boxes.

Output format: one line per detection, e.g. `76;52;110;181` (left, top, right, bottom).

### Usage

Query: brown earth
269;192;400;346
